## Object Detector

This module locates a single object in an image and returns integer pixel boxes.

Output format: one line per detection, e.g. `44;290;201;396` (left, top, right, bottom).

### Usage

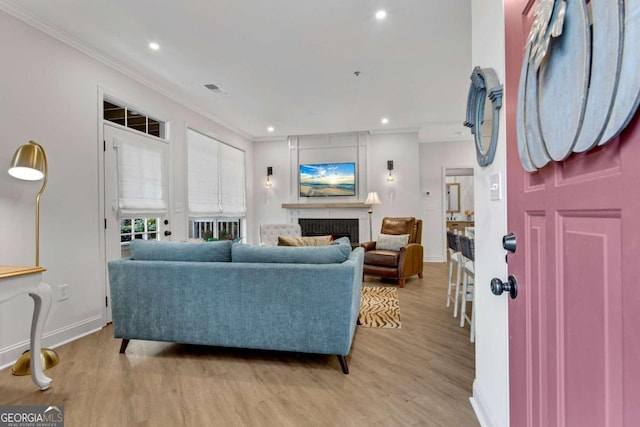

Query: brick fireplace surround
298;218;359;244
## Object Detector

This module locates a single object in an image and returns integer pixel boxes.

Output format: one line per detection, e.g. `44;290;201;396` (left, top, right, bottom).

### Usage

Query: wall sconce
265;166;273;189
386;160;394;182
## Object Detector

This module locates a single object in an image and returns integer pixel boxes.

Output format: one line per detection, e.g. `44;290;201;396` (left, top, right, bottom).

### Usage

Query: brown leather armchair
360;217;424;287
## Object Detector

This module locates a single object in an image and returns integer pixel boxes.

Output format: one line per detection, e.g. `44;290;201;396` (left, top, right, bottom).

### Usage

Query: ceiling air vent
204;83;230;96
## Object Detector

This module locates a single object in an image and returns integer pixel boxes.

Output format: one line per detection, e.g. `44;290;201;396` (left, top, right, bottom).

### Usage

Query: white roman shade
187;129;246;217
219;142;246;216
115;137;168;216
188;130;221;215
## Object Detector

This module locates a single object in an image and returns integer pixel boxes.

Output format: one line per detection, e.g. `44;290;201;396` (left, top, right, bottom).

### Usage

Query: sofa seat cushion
277;235;332;246
233;238;351;264
130;240;232;262
364;250;400;267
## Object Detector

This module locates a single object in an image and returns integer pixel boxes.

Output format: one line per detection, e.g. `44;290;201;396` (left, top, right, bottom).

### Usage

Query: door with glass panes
103;123;171;321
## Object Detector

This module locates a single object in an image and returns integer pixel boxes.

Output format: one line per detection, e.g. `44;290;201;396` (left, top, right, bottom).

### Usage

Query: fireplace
298;218;360;244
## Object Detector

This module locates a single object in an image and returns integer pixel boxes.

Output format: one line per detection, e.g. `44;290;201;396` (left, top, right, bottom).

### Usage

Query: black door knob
502;232;516;253
164;230;172;236
490;275;518;299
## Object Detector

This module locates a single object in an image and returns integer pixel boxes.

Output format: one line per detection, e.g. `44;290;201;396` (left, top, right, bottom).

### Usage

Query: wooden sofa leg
337;355;349;374
418;272;424;279
119;339;130;354
398;278;405;288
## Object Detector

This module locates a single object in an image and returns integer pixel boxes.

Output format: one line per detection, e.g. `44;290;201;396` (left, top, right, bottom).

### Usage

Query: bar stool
458;235;475;342
446;231;463;316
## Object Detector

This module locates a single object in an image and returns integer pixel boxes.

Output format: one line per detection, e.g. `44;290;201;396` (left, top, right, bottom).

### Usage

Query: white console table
0;266;53;390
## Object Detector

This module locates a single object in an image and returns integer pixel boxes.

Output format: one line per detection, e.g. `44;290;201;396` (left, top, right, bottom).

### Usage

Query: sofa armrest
360;241;376;252
398;243;424;278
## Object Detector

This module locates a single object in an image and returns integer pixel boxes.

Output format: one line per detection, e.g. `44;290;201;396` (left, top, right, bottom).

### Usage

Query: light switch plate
490;172;502;201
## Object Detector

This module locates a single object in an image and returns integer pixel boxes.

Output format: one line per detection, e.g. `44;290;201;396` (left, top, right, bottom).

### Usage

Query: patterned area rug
358;286;401;328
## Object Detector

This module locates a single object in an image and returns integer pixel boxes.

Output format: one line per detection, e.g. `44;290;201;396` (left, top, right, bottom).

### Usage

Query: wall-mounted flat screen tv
299;162;356;197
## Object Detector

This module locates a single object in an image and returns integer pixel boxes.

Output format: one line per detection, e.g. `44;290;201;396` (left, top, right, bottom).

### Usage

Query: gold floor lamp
8;140;59;375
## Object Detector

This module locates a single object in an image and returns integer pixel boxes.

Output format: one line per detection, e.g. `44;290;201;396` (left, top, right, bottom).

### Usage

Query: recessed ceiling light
381;117;389;124
149;42;160;51
267;126;275;132
375;10;387;20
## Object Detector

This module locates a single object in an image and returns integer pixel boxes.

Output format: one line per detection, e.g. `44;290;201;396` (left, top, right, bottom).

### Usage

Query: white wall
0;10;253;368
252;131;423;246
250;138;290;242
367;132;422;236
418;141;475;262
469;1;509;426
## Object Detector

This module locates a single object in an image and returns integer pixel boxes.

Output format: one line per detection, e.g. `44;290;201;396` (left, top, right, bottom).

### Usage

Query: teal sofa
107;237;363;373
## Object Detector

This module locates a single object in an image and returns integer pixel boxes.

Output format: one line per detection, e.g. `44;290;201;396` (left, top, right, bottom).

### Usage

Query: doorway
443;167;476;346
444;167;475;234
102;123;171;322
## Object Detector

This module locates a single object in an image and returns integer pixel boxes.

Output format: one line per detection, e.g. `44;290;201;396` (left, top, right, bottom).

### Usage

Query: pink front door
504;1;640;426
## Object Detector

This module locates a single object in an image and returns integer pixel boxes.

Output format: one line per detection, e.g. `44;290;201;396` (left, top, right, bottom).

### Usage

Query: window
120;218;158;242
103;98;166;139
189;218;241;241
187;129;246;240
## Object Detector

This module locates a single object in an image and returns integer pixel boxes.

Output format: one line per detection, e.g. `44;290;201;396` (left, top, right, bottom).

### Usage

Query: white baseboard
424;255;445;263
0;315;106;370
470;379;500;427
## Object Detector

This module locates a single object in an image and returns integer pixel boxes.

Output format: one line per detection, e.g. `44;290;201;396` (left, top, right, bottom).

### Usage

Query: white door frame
97;87;171;323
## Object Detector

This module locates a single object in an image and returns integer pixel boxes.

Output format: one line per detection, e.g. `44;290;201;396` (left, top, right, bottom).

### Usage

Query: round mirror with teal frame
464;67;503;167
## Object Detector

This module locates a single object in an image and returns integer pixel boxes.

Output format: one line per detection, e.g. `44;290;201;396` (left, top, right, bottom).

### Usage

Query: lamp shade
8;141;46;181
365;191;381;205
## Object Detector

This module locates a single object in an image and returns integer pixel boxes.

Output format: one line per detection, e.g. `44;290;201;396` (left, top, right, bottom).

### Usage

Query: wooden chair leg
418;272;423;279
398;278;405;288
119;339;130;354
337;355;349;374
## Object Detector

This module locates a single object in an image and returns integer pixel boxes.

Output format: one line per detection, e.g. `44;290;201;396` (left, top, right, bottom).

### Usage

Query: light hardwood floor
0;262;478;426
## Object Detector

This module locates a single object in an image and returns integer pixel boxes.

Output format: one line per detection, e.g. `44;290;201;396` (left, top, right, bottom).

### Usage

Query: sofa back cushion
130;240;232;262
233;237;351;264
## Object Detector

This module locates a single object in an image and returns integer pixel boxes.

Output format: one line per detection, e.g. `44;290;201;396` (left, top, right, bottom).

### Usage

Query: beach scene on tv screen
300;163;356;197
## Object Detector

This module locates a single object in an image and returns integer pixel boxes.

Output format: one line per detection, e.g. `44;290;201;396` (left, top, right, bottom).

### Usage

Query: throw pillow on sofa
233;237;351;264
277;235;332;246
129;240;232;262
376;234;410;251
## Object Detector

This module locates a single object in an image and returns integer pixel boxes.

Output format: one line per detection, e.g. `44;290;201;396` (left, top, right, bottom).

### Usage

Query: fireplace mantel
282;202;370;209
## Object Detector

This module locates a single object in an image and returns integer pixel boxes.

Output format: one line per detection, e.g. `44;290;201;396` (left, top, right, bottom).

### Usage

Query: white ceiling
0;0;472;141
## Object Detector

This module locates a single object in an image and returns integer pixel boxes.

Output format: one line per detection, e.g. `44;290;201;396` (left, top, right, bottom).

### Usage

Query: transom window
104;98;166;139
